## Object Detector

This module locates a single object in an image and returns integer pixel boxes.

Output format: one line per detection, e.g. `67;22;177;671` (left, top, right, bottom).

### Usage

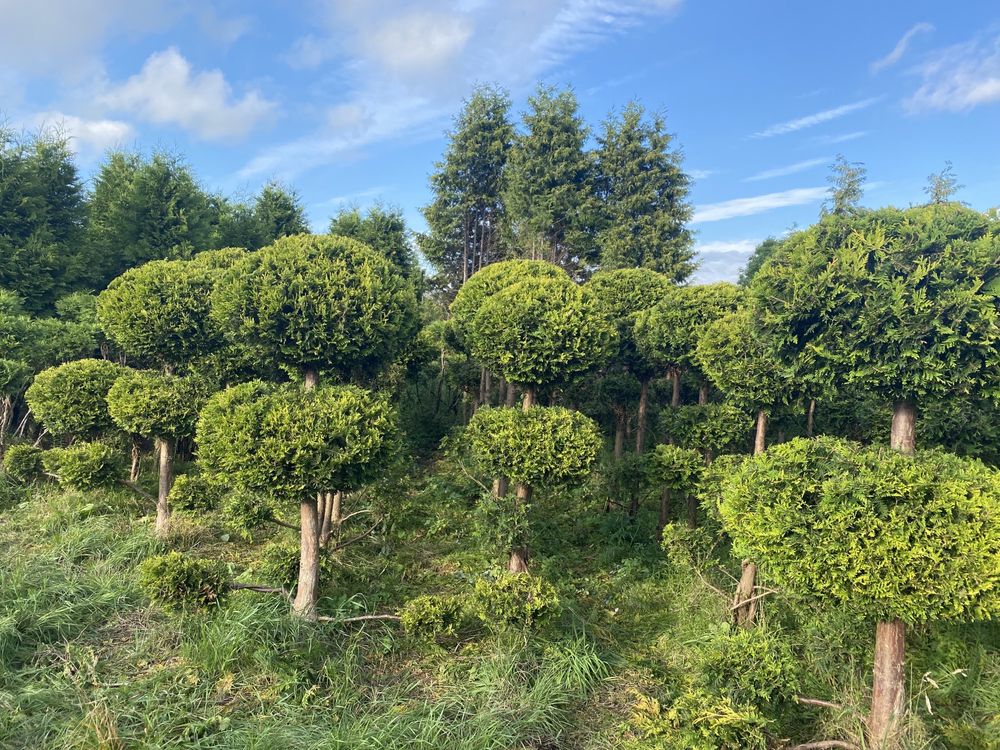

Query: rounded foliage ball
468;275;616;387
168;473;225;513
471;571;559;630
107;370;210;439
719;437;1000;624
197;381;398;501
138;551;227;609
211;234;418;378
400;594;469;641
466;406;601;487
0;359;30;395
649;444;704;492
659;404;751;454
26;358;124;438
3;444;44;483
42;441;122;489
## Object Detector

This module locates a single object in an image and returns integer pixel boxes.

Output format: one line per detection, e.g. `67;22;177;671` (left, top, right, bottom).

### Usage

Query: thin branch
120;480;156;504
694;567;728;599
794;696;845;711
789;742;858;750
730;589;777;611
329;520;380;552
339;508;371;524
455;456;491;494
317;613;401;624
269;517;300;532
229;582;292;600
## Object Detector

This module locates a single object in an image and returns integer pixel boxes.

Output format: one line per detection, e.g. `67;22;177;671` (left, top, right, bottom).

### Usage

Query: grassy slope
0;461;997;749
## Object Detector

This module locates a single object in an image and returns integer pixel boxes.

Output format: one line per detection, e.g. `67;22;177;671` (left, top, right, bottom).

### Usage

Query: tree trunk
698;382;709;405
613;406;626;461
732;560;759;627
670;369;681;407
754;409;767;455
868;619;906;749
292;495;321;620
483;370;492;407
806;398;816;437
686;492;698;528
303;368;319;390
319;490;342;548
890;401;916;456
0;396;11;455
130;438;141;482
522;387;536;411
636;379;650;454
492;476;509;497
508;483;533;572
505;382;517;407
658;487;670;533
154;437;174;539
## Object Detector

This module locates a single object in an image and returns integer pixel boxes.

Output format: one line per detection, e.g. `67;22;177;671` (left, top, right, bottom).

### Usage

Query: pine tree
505;86;599;279
595;102;694;280
420;84;513;296
329;204;417;278
254;182;310;243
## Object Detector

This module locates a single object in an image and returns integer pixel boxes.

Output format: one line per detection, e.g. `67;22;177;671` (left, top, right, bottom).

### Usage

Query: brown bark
686;492;698;528
754;408;767;455
698;382;709;405
303;368;319;390
292;495;321;620
154;437;174;539
732;560;759;627
868;619;906;749
890;401;916;456
636;379;650;453
806;398;816;437
492;476;509;497
522;387;536;410
504;382;517;407
0;396;11;454
509;483;533;572
658;487;670;532
319;490;342;548
670;369;681;407
613;406;626;461
130;438;141;483
483;370;492;407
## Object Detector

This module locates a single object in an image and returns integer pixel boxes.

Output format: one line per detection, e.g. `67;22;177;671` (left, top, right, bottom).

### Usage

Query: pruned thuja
25;358;124;439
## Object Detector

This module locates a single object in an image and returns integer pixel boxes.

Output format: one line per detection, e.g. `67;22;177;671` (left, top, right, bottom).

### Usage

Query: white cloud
812;130;868;145
751;98;879;138
691;187;827;224
871;22;934;73
102;48;276;140
690;240;760;284
688;168;715;180
365;12;473;73
906;32;1000;112
744;157;829;182
29;111;134;153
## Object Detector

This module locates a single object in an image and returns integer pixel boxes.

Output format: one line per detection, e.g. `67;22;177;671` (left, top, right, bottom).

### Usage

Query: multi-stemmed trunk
318;490;343;548
733;408;768;627
293;493;321;620
635;379;650;454
130;437;142;482
866;399;916;748
154;436;174;538
508;385;536;572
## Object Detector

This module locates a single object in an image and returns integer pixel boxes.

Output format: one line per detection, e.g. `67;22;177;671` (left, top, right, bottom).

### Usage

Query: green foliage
3;444;44;483
25;358;123;438
626;689;769;750
469;274;616;387
138;551;227;609
220;490;275;541
253;181;310;242
648;445;703;493
97;258;220;367
400;593;470;641
168;473;224;514
42;441;122;489
659;404;751;454
211;234;418;379
466;406;601;487
720;437;1000;624
595;102;694;279
697;626;801;707
587;268;672;376
696;453;747;523
738;237;782;286
329;204;418;279
449;259;566;338
471;572;560;629
634;283;745;375
252;538;334;589
197;381;398;502
107;369;209;439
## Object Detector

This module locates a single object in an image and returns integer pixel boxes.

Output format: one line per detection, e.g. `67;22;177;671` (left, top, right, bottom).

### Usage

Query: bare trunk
522;387;536;411
670;369;681;407
806;398;816;437
686;492;698;528
0;396;11;454
754;409;767;455
890;401;916;456
303;368;319;390
505;382;517;407
130;438;141;483
698;382;709;405
154;437;174;539
732;560;759;627
658;487;670;533
508;483;533;572
492;476;509;497
484;370;492;407
292;495;321;620
636;379;650;453
318;490;341;548
868;619;906;749
613;406;625;461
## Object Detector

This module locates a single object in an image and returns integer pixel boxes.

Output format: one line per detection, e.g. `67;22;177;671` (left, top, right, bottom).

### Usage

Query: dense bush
25;359;124;437
168;474;225;513
252;539;334;589
659;404;751;454
696;626;800;707
400;593;470;641
648;445;703;493
42;442;122;489
221;490;277;541
107;370;208;439
3;444;44;483
471;572;560;629
626;689;769;750
138;551;228;609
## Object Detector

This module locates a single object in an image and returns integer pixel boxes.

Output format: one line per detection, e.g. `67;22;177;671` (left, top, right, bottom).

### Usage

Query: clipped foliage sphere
0;358;30;395
139;551;228;609
719;437;1000;624
97;259;219;367
3;444;44;483
42;441;123;489
211;234;418;378
400;594;470;641
649;445;704;492
449;259;566;339
468;275;616;387
107;370;209;439
26;359;124;438
197;381;398;501
168;473;225;514
466;406;601;487
659;404;751;454
586;268;672;322
472;572;560;630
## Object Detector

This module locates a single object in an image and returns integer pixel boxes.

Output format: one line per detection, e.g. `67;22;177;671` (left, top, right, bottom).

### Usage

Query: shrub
696;626;800;707
626;688;769;750
252;539;333;589
472;571;560;630
107;370;209;440
648;445;703;492
400;594;470;641
139;551;228;609
25;359;124;438
658;404;751;454
221;490;276;541
42;442;122;489
3;444;44;483
168;474;224;513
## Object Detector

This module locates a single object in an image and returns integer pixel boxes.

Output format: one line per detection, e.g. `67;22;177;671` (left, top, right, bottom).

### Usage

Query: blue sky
3;0;999;282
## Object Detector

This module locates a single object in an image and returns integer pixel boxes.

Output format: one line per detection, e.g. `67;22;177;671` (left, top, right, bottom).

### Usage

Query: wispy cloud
688;168;715;180
691;187;827;223
744;157;829;182
812;130;868;145
28;111;134;154
751;98;879;138
320;186;391;208
906;32;1000;113
871;22;934;74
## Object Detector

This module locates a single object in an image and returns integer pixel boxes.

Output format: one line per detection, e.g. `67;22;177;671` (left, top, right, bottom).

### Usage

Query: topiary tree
107;370;209;537
25;359;124;440
648;444;703;530
586;268;671;453
634;283;745;406
719;437;1000;748
658;404;751;460
466;406;600;571
197;381;398;620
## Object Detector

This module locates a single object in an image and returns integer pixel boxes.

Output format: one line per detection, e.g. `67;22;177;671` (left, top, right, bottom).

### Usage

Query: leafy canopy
107;370;209;439
25;359;124;438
